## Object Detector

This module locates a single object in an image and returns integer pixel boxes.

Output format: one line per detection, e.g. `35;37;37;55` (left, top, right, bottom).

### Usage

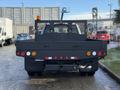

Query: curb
99;62;120;84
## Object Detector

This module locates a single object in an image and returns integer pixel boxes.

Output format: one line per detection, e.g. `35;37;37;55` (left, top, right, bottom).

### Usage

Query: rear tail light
21;51;26;57
97;51;106;57
16;51;26;57
16;51;21;56
97;51;102;56
16;51;37;57
103;52;107;56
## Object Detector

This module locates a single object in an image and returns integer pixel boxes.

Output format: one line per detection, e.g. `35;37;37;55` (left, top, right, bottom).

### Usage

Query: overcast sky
0;0;119;14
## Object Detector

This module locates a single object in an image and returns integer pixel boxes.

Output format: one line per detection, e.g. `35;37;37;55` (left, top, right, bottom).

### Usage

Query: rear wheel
36;72;43;76
79;72;86;76
87;72;95;76
27;71;35;76
79;71;95;76
6;39;12;45
27;71;43;76
25;57;45;76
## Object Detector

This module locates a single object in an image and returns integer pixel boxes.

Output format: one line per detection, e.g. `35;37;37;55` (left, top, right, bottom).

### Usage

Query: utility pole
92;7;98;31
21;0;24;23
21;0;25;32
108;0;112;29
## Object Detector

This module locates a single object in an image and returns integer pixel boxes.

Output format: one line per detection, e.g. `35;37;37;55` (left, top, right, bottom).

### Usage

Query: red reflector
97;51;102;56
20;51;26;57
103;52;106;56
16;51;21;56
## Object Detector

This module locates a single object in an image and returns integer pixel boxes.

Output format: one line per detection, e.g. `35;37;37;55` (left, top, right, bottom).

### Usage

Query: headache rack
35;20;88;35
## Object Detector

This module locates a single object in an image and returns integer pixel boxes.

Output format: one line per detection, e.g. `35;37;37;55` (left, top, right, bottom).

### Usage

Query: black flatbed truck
15;20;107;76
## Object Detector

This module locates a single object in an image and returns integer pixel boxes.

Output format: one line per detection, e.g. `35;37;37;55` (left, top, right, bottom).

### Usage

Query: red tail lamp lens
21;51;26;57
103;52;106;56
97;51;102;56
16;51;21;56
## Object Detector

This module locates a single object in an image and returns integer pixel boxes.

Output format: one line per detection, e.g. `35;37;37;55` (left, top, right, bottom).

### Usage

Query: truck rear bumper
25;57;98;72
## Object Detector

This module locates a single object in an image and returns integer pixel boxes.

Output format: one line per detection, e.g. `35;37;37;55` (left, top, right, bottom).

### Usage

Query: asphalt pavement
0;43;120;90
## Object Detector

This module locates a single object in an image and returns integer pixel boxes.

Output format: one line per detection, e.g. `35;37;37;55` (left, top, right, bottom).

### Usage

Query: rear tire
79;72;86;76
87;72;95;76
27;71;43;77
36;72;43;76
25;57;45;76
27;71;35;76
6;39;12;45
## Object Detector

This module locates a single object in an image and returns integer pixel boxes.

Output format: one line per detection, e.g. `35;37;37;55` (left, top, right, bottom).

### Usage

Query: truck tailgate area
15;39;107;60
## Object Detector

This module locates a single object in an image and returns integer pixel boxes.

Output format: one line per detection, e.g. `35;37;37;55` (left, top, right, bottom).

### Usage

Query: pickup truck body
15;20;107;76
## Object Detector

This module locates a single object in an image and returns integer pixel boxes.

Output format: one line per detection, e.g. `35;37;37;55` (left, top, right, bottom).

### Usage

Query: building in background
64;12;114;30
0;7;60;37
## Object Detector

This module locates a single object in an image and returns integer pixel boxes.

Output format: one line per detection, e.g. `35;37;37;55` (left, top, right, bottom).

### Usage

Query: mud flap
25;57;45;72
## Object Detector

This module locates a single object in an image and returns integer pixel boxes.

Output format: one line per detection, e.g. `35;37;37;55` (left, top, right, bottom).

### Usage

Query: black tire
36;72;43;76
25;57;45;76
6;39;12;45
27;71;35;76
87;72;95;76
79;72;86;76
27;71;43;77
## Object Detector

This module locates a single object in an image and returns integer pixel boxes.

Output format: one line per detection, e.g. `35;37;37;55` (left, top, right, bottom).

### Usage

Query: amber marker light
31;51;37;57
86;51;92;57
